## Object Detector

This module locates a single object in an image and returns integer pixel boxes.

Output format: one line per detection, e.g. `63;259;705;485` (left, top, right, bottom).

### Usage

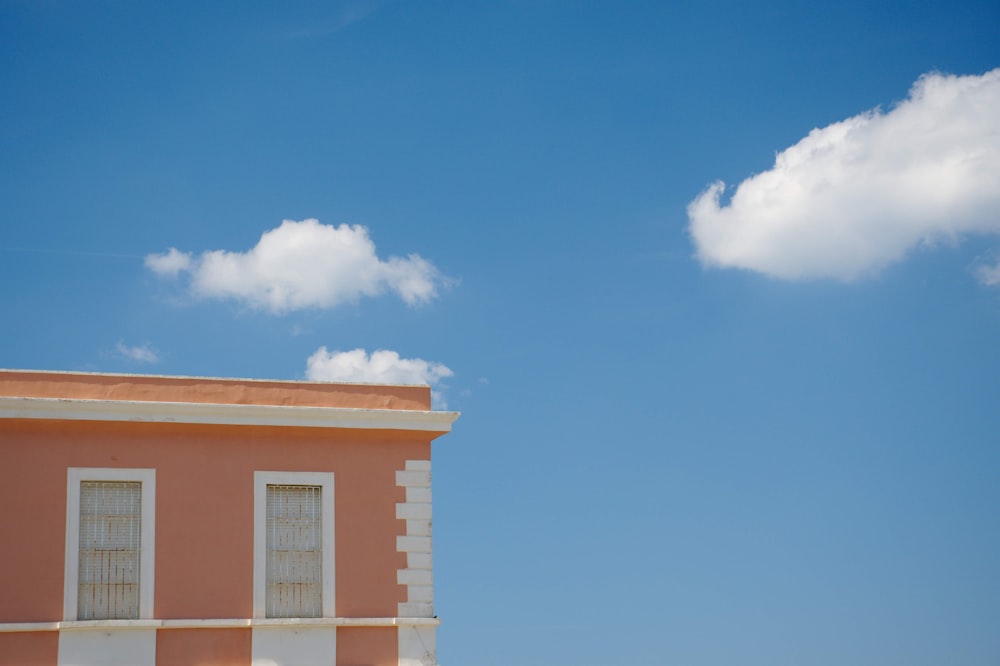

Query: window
78;481;142;619
266;484;322;618
64;468;155;621
253;472;335;619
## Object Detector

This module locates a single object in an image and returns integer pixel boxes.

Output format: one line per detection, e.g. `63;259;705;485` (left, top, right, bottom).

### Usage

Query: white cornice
0;397;459;432
0;617;441;633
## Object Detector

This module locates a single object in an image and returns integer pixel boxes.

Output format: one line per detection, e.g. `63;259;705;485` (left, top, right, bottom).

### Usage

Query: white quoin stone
396;536;432;553
397;569;433;586
395;470;431;487
396;503;432;520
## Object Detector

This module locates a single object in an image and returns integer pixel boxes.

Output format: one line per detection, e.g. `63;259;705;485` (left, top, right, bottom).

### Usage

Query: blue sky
2;1;999;664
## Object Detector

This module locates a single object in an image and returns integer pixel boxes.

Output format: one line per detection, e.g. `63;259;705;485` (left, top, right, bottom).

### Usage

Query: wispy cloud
146;219;448;313
688;69;1000;282
144;247;192;276
272;1;381;40
305;347;453;408
115;340;160;364
975;258;1000;286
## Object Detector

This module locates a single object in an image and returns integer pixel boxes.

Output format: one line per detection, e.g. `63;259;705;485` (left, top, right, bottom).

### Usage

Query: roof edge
0;397;459;433
0;368;434;389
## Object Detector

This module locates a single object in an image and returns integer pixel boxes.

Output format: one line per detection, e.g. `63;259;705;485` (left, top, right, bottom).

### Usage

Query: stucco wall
0;418;432;622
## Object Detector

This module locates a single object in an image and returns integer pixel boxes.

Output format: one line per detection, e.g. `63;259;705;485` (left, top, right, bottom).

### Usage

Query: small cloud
115;341;160;364
688;68;1000;281
145;247;192;277
975;258;1000;286
305;347;453;408
145;219;448;313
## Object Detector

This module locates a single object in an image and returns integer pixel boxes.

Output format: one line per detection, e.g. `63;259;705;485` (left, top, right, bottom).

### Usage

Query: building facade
0;370;458;666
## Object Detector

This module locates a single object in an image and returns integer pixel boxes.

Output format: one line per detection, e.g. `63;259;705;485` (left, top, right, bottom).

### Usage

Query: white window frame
64;467;156;621
253;471;335;619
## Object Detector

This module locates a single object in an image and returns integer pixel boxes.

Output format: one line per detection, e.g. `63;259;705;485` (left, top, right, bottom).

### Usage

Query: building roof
0;369;459;433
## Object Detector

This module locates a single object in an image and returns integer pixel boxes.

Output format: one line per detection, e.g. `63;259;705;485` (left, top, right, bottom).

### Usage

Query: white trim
396;470;432;486
0;397;458;432
404;459;432;472
58;626;156;666
0;617;440;633
397;503;432;520
396;459;435;620
253;471;335;619
397;570;433;586
399;602;434;617
397;536;432;553
399;625;437;666
64;468;156;621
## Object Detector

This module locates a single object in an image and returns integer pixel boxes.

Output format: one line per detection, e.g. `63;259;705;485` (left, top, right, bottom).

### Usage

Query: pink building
0;370;458;666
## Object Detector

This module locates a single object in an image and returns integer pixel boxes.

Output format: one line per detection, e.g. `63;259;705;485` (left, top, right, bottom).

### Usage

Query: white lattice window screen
77;481;141;620
266;484;323;618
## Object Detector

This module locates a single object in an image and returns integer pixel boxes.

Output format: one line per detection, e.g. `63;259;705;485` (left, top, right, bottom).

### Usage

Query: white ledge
0;617;441;633
0;397;458;432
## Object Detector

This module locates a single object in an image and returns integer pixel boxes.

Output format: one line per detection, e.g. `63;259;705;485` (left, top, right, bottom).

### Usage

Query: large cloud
145;219;445;312
688;69;1000;281
306;347;453;407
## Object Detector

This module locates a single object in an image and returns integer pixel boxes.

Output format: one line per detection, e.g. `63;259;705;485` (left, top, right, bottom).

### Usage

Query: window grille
77;481;141;620
266;484;323;618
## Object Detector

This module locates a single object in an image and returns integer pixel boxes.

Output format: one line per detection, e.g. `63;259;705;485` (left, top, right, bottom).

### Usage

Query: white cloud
145;219;445;312
305;347;453;407
688;69;1000;281
976;260;1000;286
115;340;160;364
306;347;453;385
144;247;192;276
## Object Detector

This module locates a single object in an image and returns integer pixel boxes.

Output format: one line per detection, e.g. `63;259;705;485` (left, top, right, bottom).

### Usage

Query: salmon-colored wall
0;632;57;666
336;627;398;666
0;370;432;411
0;426;69;622
0;418;431;622
156;629;251;666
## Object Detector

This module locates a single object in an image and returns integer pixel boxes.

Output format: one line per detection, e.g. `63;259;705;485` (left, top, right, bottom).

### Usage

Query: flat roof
0;370;458;432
